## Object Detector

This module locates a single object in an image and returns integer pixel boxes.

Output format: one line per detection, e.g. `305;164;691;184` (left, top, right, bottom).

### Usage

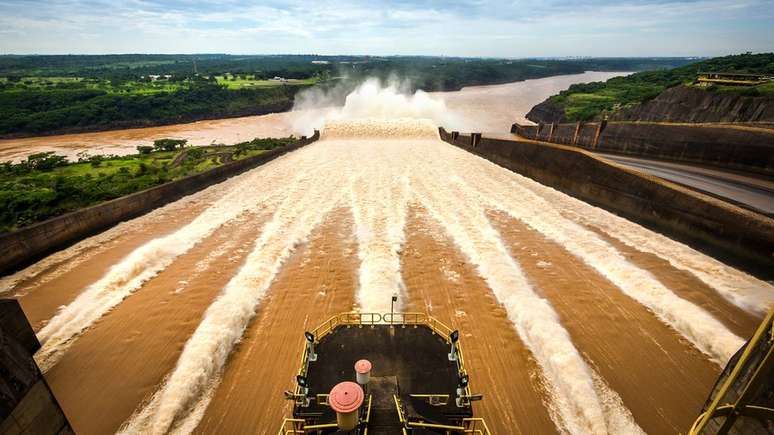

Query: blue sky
0;0;772;56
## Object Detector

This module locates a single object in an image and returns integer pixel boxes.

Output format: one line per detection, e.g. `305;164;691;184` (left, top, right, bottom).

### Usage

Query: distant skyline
1;0;772;57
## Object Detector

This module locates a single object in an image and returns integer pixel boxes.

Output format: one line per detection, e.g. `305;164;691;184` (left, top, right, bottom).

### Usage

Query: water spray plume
291;78;467;136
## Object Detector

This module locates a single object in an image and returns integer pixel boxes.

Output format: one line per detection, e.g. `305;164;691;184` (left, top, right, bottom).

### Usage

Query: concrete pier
0;299;73;435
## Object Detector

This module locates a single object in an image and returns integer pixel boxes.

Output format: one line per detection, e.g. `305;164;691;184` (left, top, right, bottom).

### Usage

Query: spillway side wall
0;299;73;435
511;121;774;177
441;128;774;276
0;132;319;275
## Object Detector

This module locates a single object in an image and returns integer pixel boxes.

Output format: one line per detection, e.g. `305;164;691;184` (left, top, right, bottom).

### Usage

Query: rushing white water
457;151;774;317
0;192;213;296
443;155;745;364
349;157;410;312
394;134;642;434
119;144;360;434
293;78;466;136
539;187;774;316
34;152;307;371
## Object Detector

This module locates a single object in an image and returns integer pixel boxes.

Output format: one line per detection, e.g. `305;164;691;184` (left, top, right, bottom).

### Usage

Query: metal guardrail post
689;307;774;434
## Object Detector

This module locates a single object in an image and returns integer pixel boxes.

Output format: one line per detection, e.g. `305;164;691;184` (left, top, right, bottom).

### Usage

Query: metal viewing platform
278;312;490;434
696;72;773;86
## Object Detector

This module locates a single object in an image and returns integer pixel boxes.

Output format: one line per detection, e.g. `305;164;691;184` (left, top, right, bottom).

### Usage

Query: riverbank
0;137;296;233
0;72;628;162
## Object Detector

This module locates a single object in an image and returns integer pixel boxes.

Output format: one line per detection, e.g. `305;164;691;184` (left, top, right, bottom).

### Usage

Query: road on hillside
597;153;774;216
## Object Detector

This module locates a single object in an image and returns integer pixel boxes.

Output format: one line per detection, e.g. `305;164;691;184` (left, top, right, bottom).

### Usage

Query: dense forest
543;53;774;121
0;79;299;136
0;137;294;233
0;54;696;137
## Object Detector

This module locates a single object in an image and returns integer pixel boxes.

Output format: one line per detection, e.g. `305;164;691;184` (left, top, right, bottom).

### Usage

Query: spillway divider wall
511;121;774;177
0;131;320;275
440;127;774;278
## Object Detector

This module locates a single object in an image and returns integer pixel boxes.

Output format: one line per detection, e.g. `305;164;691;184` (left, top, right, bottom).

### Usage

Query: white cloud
0;0;771;55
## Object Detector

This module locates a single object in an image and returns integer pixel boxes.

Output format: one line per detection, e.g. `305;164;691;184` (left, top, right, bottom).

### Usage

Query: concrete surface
597;153;774;217
442;128;774;277
0;299;74;435
511;121;774;177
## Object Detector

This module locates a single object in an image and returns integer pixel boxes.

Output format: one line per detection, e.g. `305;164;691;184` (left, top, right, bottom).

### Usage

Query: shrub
89;155;103;167
186;147;205;159
153;138;188;152
26;152;68;171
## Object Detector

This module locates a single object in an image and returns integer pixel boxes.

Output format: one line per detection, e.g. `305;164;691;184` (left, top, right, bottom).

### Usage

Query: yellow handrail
408;421;465;430
689;307;774;434
394;394;406;424
364;395;372;423
463;418;493;435
277;418;305;435
294;312;472;400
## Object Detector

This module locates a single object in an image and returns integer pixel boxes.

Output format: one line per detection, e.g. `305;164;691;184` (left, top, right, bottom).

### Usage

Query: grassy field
3;75;320;94
214;75;318;89
0;137;295;232
1;76;190;95
704;81;774;97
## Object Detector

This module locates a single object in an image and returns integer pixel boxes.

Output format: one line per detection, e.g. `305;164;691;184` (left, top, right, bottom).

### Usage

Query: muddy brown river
2;73;771;435
0;72;622;162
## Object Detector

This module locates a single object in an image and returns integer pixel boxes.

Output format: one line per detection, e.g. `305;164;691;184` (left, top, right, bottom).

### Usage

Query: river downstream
0;71;624;162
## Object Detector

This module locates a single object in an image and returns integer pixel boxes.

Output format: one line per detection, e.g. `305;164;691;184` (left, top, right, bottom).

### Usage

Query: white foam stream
119;144;359;434
0;190;216;296
348;145;410;312
532;184;773;316
402;139;642;434
457;147;774;317
34;152;305;371
443;154;744;364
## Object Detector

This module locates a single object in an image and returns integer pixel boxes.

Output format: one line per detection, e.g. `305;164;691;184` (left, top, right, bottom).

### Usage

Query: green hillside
546;53;774;121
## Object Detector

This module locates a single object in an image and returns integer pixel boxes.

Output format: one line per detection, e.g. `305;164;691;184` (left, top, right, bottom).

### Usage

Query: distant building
146;74;172;82
696;72;772;86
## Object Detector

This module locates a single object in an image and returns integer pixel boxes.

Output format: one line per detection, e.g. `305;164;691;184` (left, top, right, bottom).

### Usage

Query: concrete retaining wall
441;128;774;276
512;121;774;177
0;131;319;275
0;299;73;435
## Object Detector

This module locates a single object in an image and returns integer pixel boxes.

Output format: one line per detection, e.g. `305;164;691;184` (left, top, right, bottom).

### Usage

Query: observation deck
278;312;490;434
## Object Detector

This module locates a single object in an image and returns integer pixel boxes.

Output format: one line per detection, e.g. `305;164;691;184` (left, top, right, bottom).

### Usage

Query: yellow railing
463;418;493;435
396;394;493;434
278;395;372;434
293;312;471;401
688;307;774;435
394;394;406;424
277;418;305;435
284;312;488;432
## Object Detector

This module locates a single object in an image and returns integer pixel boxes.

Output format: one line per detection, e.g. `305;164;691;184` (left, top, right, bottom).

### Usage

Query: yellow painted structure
696;72;772;86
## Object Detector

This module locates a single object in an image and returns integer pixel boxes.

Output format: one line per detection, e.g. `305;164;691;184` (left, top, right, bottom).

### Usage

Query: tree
153;138;187;152
26;152;68;171
136;145;153;154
